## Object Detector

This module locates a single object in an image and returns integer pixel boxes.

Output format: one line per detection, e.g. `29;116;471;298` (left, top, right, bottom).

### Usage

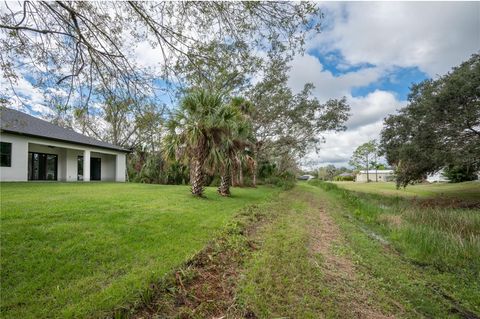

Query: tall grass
308;180;480;275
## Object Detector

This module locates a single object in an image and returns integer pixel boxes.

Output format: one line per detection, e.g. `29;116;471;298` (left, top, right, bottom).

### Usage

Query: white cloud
132;41;167;70
1;75;54;117
313;2;480;76
301;91;404;168
288;54;385;101
346;90;406;130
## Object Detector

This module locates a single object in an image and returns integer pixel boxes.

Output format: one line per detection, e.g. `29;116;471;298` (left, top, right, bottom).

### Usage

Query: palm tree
163;89;236;196
217;98;254;196
217;120;253;196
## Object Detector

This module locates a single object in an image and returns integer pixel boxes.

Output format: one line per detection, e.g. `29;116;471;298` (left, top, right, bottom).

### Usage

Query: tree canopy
380;53;480;187
1;1;321;107
248;54;350;171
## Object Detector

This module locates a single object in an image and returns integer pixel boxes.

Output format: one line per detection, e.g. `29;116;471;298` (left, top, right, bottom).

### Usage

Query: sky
291;1;480;168
2;2;479;169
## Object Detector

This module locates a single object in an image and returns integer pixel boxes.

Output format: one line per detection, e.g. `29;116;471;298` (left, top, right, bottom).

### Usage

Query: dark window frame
1;142;12;167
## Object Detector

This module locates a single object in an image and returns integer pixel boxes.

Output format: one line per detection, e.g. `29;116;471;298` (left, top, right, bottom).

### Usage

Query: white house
298;174;315;180
426;169;449;183
355;170;394;183
0;108;129;182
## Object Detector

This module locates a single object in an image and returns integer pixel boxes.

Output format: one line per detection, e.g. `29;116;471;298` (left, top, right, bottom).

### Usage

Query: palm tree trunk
252;145;259;188
190;156;204;196
239;165;244;186
232;158;243;187
231;160;239;186
366;155;370;182
251;160;257;188
218;175;231;196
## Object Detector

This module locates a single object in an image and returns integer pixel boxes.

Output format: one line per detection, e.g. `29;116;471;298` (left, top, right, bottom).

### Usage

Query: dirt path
304;193;397;319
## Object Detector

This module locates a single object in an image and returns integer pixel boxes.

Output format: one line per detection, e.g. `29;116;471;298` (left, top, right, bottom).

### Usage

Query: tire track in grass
302;190;398;319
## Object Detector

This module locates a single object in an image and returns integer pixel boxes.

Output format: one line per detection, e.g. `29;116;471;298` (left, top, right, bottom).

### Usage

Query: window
0;142;12;167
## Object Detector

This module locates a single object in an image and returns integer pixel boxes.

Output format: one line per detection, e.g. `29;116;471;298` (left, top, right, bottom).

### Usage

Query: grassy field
332;181;480;200
235;183;480;317
0;182;278;318
309;181;480;316
2;181;479;318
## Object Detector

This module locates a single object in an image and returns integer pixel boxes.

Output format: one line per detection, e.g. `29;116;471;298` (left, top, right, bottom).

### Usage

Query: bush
333;175;355;181
255;160;297;190
242;176;254;187
443;165;478;183
128;150;189;185
258;161;277;179
278;171;296;188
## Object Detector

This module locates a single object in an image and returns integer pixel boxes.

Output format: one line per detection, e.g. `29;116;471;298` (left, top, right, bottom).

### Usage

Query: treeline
127;150;297;190
348;54;479;187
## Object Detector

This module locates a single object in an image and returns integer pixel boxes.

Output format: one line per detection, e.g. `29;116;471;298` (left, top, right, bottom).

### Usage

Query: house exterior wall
115;153;126;182
66;149;83;181
0;132;127;182
0;133;28;181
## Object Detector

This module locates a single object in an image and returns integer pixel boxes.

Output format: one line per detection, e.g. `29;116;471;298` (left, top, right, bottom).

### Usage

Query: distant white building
426;169;449;183
298;174;315;181
355;170;394;183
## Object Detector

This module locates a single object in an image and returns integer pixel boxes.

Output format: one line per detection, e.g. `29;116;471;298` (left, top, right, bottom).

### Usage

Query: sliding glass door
77;156;101;181
28;152;58;181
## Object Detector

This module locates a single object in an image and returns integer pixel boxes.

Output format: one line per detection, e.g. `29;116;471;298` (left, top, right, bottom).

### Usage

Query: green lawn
0;182;278;318
332;181;480;199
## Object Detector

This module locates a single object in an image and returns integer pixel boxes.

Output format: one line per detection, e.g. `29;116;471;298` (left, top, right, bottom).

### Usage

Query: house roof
338;172;354;176
1;108;129;152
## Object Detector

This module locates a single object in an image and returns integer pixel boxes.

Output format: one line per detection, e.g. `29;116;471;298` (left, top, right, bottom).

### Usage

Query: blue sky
309;49;429;101
349;66;427;101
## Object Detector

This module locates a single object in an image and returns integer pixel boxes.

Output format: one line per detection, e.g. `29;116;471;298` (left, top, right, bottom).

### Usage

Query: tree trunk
190;156;204;196
239;164;244;186
218;175;231;196
366;155;370;182
252;159;257;188
231;160;239;187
